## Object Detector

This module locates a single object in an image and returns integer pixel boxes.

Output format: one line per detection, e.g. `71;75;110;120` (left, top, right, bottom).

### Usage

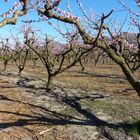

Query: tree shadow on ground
0;89;139;139
115;88;135;95
69;70;126;83
0;95;13;101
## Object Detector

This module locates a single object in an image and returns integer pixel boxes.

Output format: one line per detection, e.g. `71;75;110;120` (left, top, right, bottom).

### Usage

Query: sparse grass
81;99;139;121
124;120;140;137
59;107;82;120
81;99;140;136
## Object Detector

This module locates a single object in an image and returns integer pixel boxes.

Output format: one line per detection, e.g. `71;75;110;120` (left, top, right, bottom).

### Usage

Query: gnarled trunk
120;63;140;96
46;74;54;91
104;46;140;96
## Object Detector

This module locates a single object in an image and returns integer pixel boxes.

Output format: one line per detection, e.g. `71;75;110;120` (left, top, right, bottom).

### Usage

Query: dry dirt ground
0;62;140;140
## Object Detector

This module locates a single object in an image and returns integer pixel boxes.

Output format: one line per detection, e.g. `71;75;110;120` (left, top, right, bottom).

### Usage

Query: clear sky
0;0;139;41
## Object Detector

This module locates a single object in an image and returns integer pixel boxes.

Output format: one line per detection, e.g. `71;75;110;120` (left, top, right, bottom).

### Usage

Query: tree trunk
105;47;140;96
18;68;23;76
120;63;140;96
33;59;37;68
95;59;98;66
79;60;85;71
46;74;54;91
3;60;8;71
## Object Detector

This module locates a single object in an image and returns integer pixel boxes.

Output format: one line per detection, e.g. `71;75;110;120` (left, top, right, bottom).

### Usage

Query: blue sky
0;0;139;41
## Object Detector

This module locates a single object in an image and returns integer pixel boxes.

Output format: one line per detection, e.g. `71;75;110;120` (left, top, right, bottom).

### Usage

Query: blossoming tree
0;0;140;96
0;38;11;71
36;0;140;96
0;0;28;27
